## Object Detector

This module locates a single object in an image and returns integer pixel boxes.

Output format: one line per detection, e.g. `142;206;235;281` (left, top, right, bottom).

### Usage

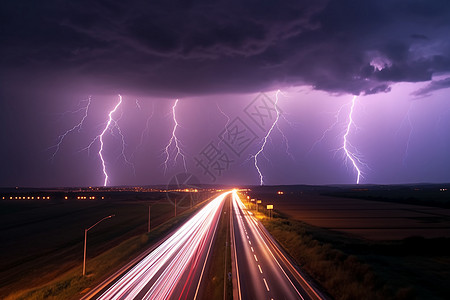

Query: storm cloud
2;0;450;96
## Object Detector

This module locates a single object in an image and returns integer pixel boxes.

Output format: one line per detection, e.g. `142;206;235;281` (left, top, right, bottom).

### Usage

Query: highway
95;191;230;300
231;191;322;300
87;190;322;300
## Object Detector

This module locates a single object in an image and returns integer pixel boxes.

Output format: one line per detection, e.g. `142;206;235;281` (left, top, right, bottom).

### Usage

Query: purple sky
1;0;450;187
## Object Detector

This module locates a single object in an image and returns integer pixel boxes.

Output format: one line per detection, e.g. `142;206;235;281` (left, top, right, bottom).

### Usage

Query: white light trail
97;191;230;300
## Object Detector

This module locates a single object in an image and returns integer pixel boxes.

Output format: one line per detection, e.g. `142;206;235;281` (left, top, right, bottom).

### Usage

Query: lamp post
83;215;114;276
148;206;151;233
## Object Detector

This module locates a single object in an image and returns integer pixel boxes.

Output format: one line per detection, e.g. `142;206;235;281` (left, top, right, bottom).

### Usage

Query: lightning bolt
132;102;155;159
49;96;92;161
135;99;142;110
402;112;413;166
216;102;230;129
113;119;136;176
98;95;123;186
251;90;282;185
396;104;414;166
341;96;363;184
79;95;129;186
275;114;295;161
216;102;230;147
163;99;187;174
51;95;137;186
308;104;348;155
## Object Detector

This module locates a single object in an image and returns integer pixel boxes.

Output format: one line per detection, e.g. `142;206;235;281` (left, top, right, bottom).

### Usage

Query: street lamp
148;205;151;233
83;215;115;276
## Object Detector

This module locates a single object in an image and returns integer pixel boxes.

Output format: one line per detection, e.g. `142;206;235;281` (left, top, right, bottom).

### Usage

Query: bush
262;218;388;300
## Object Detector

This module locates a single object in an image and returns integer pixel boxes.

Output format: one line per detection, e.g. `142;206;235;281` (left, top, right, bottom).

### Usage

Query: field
246;185;450;299
0;190;212;299
271;192;450;240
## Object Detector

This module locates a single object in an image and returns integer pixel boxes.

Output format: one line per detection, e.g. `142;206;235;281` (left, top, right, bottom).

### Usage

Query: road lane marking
258;265;263;274
263;278;270;291
254;254;258;262
251;247;254;252
244;212;306;300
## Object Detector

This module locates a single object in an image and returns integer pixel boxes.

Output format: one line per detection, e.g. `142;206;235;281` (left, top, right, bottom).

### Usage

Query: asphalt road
85;190;322;300
93;191;230;300
231;191;322;300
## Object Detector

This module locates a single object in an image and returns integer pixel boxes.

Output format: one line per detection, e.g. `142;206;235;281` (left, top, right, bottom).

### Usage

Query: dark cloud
412;77;450;96
363;84;392;95
1;0;450;96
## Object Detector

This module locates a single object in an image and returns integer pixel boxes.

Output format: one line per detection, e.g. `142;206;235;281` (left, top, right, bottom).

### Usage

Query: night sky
1;0;450;187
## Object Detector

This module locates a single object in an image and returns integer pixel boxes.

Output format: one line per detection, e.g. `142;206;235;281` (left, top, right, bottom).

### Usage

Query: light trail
163;99;187;174
341;96;363;184
231;191;319;299
252;90;281;185
97;191;230;300
49;96;91;161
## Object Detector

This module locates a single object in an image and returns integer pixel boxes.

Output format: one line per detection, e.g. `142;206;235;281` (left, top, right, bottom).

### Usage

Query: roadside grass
0;199;169;297
4;197;211;300
257;214;395;300
244;192;450;300
200;196;233;300
255;210;450;300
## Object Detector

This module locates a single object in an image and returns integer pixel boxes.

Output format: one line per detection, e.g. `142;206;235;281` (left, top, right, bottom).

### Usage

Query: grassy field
325;184;450;208
0;191;213;299
242;190;450;300
199;195;233;300
250;189;450;240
